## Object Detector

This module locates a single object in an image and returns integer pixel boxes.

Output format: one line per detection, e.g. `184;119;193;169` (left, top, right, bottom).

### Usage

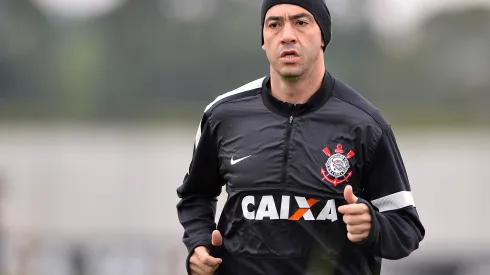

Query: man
176;0;425;274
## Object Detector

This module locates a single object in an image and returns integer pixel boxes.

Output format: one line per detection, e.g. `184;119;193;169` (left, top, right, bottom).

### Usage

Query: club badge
321;143;355;187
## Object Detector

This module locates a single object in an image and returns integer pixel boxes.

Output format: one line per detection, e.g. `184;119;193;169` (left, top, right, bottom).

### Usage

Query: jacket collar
261;70;334;117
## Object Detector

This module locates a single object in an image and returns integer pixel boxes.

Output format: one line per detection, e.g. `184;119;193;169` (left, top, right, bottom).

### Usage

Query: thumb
344;185;358;204
211;230;222;247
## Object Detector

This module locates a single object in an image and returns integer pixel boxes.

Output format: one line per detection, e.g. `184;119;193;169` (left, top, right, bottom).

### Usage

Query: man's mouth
280;50;300;59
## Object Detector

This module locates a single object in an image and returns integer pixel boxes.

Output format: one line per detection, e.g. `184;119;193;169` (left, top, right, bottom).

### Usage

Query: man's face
262;4;324;78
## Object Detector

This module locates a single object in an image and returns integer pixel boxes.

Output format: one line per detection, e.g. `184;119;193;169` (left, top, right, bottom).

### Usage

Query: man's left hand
338;185;371;243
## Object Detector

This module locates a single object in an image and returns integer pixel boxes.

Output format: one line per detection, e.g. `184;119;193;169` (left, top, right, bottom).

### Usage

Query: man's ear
321;39;325;48
262;45;265;50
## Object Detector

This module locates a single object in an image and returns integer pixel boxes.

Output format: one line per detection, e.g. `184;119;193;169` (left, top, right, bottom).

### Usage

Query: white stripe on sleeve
371;191;415;212
194;121;202;148
194;76;265;148
204;77;265;112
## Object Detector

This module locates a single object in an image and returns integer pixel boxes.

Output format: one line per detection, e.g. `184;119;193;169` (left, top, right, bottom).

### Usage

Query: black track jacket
176;71;425;275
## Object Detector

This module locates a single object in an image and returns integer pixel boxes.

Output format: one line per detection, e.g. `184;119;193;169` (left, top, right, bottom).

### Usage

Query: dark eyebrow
289;13;313;21
265;16;283;24
265;13;313;24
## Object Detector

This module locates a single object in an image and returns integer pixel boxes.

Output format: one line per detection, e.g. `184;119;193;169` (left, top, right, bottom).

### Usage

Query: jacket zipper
281;115;294;184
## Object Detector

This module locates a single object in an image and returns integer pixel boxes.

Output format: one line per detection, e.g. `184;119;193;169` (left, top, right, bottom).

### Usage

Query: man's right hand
189;230;223;275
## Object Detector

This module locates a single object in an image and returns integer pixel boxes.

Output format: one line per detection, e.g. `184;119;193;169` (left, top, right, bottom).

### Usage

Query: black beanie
260;0;332;51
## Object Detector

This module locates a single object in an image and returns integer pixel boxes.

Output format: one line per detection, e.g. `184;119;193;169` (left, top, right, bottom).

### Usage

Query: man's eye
269;23;279;28
297;21;308;26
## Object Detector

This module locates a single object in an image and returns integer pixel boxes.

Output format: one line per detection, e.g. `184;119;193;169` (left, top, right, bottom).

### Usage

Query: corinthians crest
321;143;355;187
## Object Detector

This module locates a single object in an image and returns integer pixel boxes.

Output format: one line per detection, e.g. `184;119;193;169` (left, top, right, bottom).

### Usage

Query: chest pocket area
287;138;363;194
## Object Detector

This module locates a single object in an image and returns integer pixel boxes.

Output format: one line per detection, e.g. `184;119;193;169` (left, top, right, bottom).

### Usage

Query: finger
212;230;223;247
190;252;208;266
201;254;222;267
193;247;209;264
343;185;358;204
343;213;371;225
347;232;369;243
199;263;215;275
200;260;221;275
190;262;207;275
346;223;371;234
338;204;369;215
195;248;222;266
192;253;220;274
189;254;200;265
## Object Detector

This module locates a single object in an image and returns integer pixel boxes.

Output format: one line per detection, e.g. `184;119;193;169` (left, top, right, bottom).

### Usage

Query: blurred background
0;0;489;274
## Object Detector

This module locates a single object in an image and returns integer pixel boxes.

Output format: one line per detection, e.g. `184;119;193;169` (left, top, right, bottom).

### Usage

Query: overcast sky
367;0;490;37
30;0;490;33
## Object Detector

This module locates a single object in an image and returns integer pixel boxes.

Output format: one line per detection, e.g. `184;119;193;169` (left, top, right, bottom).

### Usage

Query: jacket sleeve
176;113;224;272
357;126;425;260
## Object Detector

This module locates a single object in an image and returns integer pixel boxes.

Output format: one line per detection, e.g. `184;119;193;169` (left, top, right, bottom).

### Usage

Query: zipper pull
289;116;294;124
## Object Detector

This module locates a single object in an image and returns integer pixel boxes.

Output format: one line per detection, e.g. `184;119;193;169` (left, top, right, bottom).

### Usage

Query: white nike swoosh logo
231;155;251;165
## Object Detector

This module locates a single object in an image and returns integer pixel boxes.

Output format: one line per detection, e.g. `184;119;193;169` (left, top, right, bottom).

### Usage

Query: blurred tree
0;0;50;117
0;0;488;125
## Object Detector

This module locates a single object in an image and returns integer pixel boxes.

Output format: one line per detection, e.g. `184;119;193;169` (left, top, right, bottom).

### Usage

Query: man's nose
280;23;297;45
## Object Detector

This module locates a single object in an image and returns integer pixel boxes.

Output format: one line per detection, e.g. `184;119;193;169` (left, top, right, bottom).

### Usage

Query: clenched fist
189;230;223;275
338;185;371;243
